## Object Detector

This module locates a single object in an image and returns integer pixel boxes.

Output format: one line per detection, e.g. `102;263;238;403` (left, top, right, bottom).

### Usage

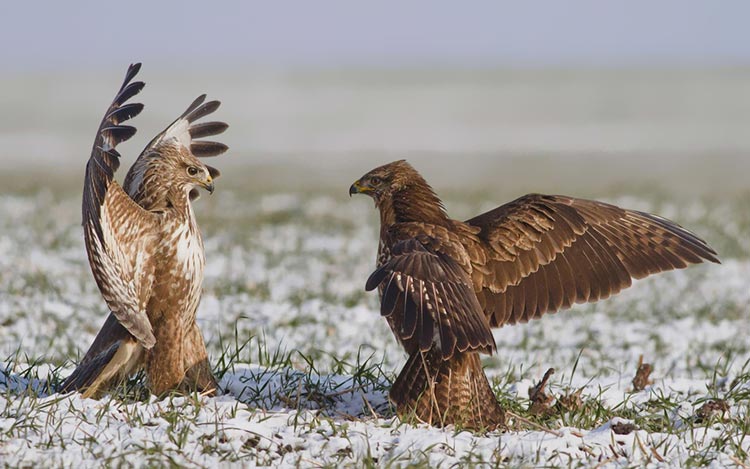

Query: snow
1;366;746;467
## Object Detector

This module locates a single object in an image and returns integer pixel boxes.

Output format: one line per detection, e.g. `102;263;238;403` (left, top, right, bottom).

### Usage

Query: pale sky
3;0;749;71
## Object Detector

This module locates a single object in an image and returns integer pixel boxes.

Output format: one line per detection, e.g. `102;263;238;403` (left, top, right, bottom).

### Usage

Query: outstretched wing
366;225;496;359
83;63;158;349
124;94;228;201
464;194;720;327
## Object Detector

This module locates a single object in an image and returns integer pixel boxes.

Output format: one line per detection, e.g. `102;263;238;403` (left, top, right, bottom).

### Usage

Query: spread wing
366;225;496;359
464;194;720;327
124;94;228;201
82;63;158;349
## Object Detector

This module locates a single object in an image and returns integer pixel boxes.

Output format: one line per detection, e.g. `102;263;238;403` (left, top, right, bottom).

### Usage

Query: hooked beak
203;176;215;194
349;180;370;197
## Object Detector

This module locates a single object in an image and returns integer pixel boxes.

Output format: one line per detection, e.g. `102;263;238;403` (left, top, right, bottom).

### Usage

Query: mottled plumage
61;64;228;397
351;160;719;430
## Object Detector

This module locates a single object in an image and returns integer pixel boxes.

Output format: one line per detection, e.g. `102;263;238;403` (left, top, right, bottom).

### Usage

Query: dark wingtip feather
127;63;142;80
189;121;229;139
120;63;142;96
366;267;388;291
636;211;721;264
175;95;217;124
115;81;145;106
179;94;207;120
142;92;228;163
206;165;221;180
697;245;721;264
101;125;137;146
106;103;144;124
187;100;221;123
191;141;228;157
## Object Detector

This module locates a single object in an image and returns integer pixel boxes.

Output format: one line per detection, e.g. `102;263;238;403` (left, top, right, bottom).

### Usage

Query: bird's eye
370;176;381;185
187;166;199;176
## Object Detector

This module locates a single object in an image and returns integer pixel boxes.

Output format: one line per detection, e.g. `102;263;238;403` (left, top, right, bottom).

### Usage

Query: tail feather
76;313;130;365
60;341;121;393
390;349;504;430
60;338;143;398
59;313;143;397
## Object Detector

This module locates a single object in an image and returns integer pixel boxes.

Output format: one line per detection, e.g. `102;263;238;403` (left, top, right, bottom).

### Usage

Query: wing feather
466;194;719;327
106;103;145;124
83;63;158;349
190;140;229;158
366;232;495;359
189;121;229;139
139;94;229;158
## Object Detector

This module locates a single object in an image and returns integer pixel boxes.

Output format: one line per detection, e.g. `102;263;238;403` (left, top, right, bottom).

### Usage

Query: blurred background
1;0;749;199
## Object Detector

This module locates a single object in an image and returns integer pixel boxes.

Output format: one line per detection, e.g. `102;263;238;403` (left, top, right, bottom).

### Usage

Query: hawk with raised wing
351;160;719;430
61;63;228;398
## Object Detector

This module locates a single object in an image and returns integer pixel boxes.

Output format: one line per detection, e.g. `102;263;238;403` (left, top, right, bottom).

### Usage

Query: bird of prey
60;63;228;398
350;160;719;430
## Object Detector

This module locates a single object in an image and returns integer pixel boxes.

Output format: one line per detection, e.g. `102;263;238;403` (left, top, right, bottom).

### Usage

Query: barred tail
390;349;505;430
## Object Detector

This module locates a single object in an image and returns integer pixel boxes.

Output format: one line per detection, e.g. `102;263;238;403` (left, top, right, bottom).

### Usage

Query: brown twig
649;443;666;463
505;410;563;437
360;391;379;419
634;433;652;464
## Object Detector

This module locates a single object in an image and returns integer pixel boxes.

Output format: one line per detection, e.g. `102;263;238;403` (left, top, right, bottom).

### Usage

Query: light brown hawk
61;63;228;398
351;160;719;430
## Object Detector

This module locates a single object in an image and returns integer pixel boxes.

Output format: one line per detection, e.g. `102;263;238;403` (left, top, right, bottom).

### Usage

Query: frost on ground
0;186;749;468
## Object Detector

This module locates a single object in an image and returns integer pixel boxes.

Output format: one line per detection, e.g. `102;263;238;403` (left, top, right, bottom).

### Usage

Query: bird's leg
146;319;185;396
180;322;218;395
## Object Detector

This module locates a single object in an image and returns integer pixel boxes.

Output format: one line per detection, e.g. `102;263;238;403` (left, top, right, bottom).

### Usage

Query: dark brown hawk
60;63;228;398
350;160;719;430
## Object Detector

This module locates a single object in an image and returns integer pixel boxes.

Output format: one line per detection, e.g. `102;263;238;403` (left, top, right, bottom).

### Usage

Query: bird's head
350;159;448;225
159;144;219;198
181;153;217;197
349;160;418;204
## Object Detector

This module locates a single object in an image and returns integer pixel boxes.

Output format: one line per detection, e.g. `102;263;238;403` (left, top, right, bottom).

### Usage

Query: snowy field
1;178;748;468
1;69;749;467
